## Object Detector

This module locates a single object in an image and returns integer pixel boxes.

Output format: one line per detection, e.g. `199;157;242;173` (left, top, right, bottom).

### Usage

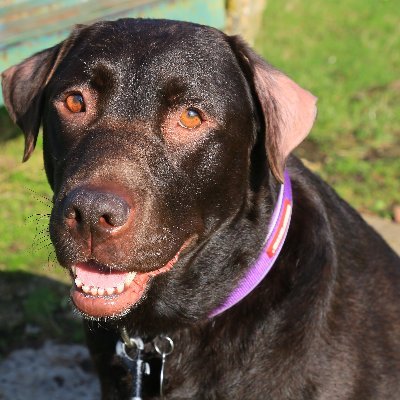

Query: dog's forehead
62;19;238;82
51;19;249;119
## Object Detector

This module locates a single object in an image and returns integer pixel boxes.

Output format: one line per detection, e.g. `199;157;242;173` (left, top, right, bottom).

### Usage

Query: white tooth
106;287;115;295
116;283;125;294
125;272;137;286
72;265;77;275
82;285;90;294
90;287;98;296
97;288;105;296
75;278;83;288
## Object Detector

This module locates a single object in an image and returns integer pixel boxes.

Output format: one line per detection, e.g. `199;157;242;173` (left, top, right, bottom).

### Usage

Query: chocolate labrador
2;19;400;399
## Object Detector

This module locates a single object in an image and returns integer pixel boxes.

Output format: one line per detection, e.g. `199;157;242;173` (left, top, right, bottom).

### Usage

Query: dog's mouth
70;245;186;319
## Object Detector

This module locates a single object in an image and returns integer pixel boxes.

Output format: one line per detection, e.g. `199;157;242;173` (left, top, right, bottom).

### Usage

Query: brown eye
179;108;202;129
65;94;85;113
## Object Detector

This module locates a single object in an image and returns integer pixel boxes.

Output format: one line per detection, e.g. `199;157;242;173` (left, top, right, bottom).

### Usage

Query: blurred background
0;0;399;396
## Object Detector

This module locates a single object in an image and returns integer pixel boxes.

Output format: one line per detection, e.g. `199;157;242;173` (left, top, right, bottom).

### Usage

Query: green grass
0;109;63;279
255;0;400;216
0;109;76;354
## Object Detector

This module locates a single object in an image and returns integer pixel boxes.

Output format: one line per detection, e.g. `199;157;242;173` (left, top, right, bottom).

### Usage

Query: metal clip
153;335;174;398
116;328;150;400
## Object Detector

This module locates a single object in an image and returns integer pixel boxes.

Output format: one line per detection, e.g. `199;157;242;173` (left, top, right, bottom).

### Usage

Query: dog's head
2;19;316;329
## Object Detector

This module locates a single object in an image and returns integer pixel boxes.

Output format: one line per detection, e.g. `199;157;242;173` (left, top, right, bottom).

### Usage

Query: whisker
25;187;53;208
32;236;52;247
26;214;51;224
34;227;50;236
32;224;50;238
33;242;54;252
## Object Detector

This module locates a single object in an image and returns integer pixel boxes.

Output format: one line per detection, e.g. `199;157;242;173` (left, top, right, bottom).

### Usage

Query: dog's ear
1;46;62;161
1;26;84;162
228;36;317;182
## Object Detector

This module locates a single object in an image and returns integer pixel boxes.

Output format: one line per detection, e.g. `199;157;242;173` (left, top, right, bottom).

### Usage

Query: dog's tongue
75;262;129;288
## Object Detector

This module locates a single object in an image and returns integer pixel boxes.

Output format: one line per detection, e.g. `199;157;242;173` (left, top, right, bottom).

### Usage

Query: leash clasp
116;328;150;400
116;328;174;399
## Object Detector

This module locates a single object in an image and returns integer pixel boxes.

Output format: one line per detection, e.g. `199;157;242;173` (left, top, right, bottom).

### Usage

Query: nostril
98;214;114;228
65;209;75;220
96;197;131;230
75;208;82;223
64;206;82;223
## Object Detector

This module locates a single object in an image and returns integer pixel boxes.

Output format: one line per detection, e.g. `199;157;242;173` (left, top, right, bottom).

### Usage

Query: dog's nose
63;187;131;235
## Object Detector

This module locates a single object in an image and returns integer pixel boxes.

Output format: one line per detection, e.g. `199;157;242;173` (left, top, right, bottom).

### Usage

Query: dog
2;19;400;399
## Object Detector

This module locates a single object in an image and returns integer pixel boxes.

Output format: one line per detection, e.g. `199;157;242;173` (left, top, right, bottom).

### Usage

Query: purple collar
210;170;293;317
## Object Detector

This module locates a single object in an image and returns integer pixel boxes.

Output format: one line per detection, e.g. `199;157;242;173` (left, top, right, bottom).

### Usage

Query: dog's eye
179;108;202;129
65;94;86;113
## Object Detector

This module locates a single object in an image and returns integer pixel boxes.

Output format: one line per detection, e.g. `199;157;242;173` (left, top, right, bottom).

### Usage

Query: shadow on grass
0;107;21;142
0;271;85;357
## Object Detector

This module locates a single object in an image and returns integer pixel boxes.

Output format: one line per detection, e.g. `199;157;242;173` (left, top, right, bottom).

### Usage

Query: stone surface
0;341;100;400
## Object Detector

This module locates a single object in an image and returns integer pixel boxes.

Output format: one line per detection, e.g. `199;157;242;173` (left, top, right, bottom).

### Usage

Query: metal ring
116;341;135;361
129;337;144;350
116;337;145;360
153;335;174;356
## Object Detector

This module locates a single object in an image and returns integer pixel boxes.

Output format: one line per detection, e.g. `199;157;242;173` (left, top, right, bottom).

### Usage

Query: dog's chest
156;331;306;400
